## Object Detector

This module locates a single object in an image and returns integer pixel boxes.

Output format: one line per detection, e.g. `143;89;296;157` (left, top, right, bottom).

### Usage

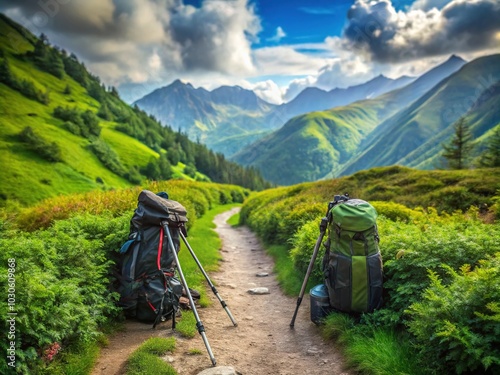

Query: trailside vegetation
240;166;500;375
0;180;248;374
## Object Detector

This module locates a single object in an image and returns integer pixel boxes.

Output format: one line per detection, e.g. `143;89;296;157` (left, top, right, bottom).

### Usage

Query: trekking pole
179;231;238;327
161;222;217;366
290;216;328;328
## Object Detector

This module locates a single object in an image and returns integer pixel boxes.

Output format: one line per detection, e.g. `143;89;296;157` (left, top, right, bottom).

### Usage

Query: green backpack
322;196;383;313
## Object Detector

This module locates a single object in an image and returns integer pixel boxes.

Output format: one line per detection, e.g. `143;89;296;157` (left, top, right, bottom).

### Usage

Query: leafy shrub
88;139;127;176
371;201;424;223
14;180;248;231
406;254;500;375
125;166;143;185
18;126;62;162
63;121;81;136
97;102;113;121
289;220;325;282
53;106;81;124
54;106;101;139
183;164;196;178
0;214;127;373
62;53;88;87
373;212;500;327
0;58;50;104
81;110;101;137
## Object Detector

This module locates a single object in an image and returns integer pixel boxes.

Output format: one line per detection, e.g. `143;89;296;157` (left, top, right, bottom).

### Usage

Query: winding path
92;207;351;375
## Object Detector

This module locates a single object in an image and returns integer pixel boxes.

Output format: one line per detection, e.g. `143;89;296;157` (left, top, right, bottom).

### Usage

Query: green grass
227;211;240;227
40;334;109;375
175;310;198;338
126;337;177;375
100;126;159;168
59;341;102;375
321;313;425;375
266;244;308;296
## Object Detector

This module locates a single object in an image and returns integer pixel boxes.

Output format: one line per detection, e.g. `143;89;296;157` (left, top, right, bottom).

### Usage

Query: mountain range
135;52;498;186
231;54;499;185
2;11;499;196
134;73;417;157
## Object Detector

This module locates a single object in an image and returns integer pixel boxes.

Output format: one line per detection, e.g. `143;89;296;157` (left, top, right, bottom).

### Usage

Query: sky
1;0;499;104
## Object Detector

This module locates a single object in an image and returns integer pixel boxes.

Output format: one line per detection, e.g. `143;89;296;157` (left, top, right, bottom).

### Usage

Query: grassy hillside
233;55;469;186
232;101;385;185
403;80;500;169
340;54;500;176
0;14;270;207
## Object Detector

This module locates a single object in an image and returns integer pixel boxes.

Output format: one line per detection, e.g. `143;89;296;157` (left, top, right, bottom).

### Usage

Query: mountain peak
170;79;193;89
447;54;466;64
367;74;390;83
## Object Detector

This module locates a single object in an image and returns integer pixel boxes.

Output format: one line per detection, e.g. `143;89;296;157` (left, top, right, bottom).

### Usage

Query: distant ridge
231;54;490;185
277;74;415;121
134;73;417;156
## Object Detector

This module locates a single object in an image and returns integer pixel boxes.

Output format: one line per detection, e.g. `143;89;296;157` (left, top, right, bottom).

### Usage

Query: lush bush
12;180;248;232
0;58;50;104
53;106;102;139
373;210;500;328
0;214;126;374
407;254;500;375
18;126;62;162
88;139;127;177
289;220;325;281
371;201;424;223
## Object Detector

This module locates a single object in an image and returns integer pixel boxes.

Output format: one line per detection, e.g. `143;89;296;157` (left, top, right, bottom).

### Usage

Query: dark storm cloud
342;0;500;62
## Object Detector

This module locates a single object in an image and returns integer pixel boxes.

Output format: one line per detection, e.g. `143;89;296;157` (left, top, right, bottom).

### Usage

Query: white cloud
1;0;498;105
411;0;454;11
253;45;333;76
267;26;286;43
250;80;285;104
283;76;317;102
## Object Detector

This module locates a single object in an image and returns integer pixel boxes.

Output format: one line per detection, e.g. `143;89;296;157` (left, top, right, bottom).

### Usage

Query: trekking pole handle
319;217;328;233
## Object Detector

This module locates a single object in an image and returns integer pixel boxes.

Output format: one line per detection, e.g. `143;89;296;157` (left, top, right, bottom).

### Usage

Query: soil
92;207;352;375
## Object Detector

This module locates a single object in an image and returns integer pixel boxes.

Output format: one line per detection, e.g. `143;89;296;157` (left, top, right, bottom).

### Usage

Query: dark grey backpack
118;190;187;327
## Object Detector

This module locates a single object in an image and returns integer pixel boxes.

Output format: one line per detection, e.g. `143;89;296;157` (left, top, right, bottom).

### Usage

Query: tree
0;58;15;86
63;84;72;95
479;127;500;167
158;154;173;180
19;126;62;162
442;117;473;169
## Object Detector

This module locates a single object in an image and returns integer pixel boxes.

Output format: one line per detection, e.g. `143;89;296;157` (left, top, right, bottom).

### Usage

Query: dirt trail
92;207;351;375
